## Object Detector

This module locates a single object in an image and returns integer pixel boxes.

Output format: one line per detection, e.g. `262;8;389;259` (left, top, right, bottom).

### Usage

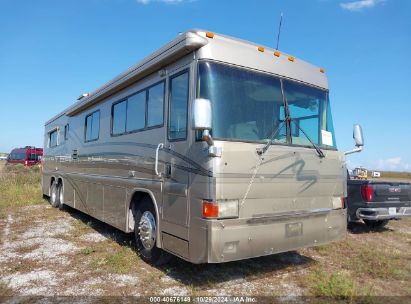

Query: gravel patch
2;270;59;295
160;286;190;296
79;232;108;243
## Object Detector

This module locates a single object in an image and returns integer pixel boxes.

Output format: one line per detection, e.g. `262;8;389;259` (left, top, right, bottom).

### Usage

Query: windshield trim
196;59;337;151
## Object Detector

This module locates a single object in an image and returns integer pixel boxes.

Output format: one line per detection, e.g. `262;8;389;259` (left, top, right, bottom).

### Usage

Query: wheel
58;183;65;210
134;198;170;265
50;181;61;208
363;219;389;228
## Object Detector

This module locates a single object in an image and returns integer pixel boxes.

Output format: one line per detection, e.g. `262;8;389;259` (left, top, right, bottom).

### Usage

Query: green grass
80;247;96;255
99;247;138;274
0;164;46;214
346;245;407;280
308;269;357;299
313;237;410;281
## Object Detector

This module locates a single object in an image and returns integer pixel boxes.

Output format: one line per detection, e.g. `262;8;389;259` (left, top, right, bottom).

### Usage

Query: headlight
202;200;239;219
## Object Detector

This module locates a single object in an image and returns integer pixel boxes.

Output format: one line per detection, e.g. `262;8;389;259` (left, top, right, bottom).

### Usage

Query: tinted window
147;82;164;127
28;153;36;161
85;111;100;142
198;62;285;143
127;91;146;132
197;62;336;149
282;79;335;148
168;72;189;140
49;130;58;147
10;153;25;160
112;101;126;135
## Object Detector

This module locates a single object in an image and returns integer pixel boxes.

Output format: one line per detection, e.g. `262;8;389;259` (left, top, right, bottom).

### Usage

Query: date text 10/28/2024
149;296;258;303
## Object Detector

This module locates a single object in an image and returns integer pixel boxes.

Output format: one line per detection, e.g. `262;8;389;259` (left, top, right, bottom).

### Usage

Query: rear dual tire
49;181;65;210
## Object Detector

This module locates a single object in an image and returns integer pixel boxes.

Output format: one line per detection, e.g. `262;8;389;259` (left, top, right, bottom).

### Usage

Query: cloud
346;157;411;172
137;0;194;4
340;0;385;11
376;157;410;171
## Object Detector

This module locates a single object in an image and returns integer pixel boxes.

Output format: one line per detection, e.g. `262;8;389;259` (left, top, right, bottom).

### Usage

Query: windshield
9;152;26;160
197;61;337;149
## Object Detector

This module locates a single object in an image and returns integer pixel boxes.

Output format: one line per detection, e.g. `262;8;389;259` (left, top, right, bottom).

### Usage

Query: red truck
7;146;43;166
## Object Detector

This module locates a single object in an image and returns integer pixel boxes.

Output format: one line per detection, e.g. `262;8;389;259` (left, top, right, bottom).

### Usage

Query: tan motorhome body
42;30;347;263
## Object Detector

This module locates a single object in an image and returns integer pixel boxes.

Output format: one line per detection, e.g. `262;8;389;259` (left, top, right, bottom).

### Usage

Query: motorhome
42;30;364;264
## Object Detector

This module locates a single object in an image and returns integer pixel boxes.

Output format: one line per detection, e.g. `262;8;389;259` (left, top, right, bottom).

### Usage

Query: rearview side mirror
353;124;364;147
192;98;221;157
192;98;212;131
345;124;364;155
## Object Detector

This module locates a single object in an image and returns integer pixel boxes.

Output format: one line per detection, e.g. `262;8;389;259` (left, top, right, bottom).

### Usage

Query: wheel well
50;177;63;187
128;191;156;232
129;191;152;215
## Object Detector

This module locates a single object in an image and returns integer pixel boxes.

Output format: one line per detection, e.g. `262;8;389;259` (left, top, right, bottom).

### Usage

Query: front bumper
356;207;411;221
206;208;347;263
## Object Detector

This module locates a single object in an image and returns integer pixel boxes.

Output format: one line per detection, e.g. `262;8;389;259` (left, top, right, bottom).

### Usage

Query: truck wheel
58;183;65;210
50;181;61;208
134;198;171;265
363;219;389;228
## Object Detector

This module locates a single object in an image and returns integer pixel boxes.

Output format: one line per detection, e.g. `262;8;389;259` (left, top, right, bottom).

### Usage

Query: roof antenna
276;12;283;50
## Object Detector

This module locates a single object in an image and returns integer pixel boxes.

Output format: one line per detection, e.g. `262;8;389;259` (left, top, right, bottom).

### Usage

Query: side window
49;130;58;147
112;100;127;135
64;124;69;140
85;111;100;142
147;82;164;127
126;91;145;132
28;153;36;161
168;71;189;140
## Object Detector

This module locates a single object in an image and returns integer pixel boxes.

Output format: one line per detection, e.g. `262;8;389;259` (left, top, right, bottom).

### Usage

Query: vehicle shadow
63;206;315;287
159;251;313;288
347;221;391;234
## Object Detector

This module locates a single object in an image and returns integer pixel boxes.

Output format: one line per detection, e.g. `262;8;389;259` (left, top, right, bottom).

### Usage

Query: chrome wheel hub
138;211;156;250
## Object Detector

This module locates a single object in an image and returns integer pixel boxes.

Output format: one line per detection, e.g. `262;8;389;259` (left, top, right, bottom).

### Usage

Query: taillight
24;160;28;166
341;197;345;209
361;184;373;202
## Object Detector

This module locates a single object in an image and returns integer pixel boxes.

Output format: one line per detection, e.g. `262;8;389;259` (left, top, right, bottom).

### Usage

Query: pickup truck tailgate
371;181;411;203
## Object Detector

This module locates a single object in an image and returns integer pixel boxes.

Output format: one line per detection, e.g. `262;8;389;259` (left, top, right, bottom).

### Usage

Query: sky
0;0;410;171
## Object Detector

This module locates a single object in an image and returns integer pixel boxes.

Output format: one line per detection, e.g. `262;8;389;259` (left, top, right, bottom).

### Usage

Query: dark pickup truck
346;179;411;228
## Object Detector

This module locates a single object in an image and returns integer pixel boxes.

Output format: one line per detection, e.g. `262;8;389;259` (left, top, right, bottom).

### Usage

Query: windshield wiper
256;120;286;156
290;120;325;158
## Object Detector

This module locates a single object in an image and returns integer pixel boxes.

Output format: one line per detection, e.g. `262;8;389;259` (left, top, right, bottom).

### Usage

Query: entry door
162;68;191;231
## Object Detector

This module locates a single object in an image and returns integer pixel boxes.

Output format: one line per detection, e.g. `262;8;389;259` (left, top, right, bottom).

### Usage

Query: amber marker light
202;201;219;218
258;46;265;52
288;56;295;62
206;32;215;39
274;51;281;57
320;68;326;73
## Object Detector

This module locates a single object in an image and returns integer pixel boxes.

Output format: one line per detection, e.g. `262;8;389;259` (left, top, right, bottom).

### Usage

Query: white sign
321;130;333;146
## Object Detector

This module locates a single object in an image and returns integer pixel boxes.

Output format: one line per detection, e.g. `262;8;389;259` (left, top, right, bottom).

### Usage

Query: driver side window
168;71;189;141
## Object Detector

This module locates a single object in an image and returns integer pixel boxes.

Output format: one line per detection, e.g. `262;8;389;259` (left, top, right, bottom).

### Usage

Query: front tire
134;198;170;265
50;181;60;208
363;219;389;228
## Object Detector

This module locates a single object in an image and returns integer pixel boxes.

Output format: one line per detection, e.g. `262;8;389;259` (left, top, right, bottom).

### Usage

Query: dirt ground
0;163;410;299
0;202;410;298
